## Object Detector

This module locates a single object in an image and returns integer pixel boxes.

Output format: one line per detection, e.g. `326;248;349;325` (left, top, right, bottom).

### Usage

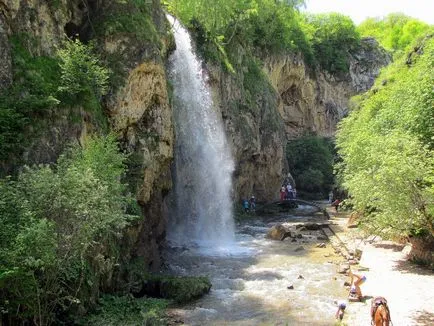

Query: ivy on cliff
0;35;110;164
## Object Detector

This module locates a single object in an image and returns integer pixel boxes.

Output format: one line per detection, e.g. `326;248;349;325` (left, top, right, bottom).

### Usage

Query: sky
302;0;434;25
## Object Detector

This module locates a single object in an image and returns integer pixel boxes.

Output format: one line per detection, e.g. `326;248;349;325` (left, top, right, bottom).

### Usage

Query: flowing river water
164;206;348;326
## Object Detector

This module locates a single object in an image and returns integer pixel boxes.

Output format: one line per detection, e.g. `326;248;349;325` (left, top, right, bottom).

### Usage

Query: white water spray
166;15;235;248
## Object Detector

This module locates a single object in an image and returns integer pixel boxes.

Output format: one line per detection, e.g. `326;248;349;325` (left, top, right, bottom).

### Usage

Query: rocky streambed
163;205;353;325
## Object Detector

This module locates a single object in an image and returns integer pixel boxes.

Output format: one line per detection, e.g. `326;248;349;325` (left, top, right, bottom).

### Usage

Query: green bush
357;13;431;57
57;39;110;109
0;135;138;325
0;35;111;161
82;295;168;326
0;34;61;160
336;35;434;238
303;13;360;74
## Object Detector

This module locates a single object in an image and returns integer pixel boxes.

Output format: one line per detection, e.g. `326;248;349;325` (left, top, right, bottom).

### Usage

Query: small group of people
335;270;367;321
242;195;256;213
280;183;296;201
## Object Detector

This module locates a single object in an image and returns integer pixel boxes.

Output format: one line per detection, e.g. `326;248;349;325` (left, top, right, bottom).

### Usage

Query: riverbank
326;206;434;326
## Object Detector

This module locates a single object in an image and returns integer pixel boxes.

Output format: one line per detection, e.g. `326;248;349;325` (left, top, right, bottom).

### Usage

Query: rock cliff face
0;0;173;278
0;0;391;277
210;38;391;202
264;37;391;139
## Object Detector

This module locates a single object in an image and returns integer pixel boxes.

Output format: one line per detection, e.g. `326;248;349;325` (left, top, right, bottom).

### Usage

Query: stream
164;206;348;325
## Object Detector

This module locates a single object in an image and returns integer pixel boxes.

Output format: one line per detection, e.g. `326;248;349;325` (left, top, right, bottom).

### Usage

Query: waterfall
166;15;235;248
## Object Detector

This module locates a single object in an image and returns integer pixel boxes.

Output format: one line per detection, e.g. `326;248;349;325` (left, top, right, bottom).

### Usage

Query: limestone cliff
264;37;391;138
0;0;174;281
208;37;391;203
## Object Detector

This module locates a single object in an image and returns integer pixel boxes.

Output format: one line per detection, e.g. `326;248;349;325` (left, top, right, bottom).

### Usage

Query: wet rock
266;224;293;241
338;263;350;274
296;233;303;239
303;223;323;231
294;246;305;252
297;275;304;279
317;235;328;241
291;238;297;242
344;281;351;286
287;284;294;289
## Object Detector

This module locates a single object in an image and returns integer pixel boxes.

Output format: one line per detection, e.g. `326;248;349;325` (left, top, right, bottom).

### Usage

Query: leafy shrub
303;13;360;74
57;39;110;106
336;35;434;238
0;34;60;160
0;135;138;325
357;13;430;57
82;295;168;326
0;35;111;162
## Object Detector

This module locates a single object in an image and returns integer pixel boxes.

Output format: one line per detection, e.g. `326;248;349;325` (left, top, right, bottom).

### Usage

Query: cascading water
166;15;235;248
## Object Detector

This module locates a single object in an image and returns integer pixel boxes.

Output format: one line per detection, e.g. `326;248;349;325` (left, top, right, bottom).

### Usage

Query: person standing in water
335;300;347;320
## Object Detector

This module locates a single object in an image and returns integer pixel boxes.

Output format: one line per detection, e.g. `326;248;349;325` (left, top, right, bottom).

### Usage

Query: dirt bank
327;207;434;326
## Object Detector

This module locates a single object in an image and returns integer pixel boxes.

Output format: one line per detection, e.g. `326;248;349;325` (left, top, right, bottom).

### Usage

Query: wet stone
294;246;305;252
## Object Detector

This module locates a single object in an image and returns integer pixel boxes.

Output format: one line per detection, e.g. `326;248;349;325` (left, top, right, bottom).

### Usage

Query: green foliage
0;35;111;161
166;0;313;66
303;13;361;73
167;1;365;75
82;295;168;326
357;13;431;57
96;0;160;44
0;135;138;324
0;34;60;160
336;35;434;238
286;135;335;196
57;39;110;108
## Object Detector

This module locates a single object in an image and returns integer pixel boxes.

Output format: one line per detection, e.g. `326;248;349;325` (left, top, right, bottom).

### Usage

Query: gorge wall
0;0;390;282
209;38;390;202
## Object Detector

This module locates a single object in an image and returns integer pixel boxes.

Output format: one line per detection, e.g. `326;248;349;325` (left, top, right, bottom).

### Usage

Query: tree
0;135;138;325
303;13;360;73
357;13;430;57
286;135;335;196
336;35;434;238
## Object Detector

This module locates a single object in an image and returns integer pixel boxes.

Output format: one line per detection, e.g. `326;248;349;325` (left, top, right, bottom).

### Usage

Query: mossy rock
139;275;212;303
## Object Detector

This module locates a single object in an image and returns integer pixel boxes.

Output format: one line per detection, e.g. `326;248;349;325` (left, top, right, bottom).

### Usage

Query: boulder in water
266;224;293;241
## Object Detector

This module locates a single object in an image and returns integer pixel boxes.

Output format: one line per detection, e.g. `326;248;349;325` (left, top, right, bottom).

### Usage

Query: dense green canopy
336;34;434;238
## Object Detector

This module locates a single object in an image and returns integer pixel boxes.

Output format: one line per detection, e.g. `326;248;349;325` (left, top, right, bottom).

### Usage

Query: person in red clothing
280;185;286;201
331;199;341;212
